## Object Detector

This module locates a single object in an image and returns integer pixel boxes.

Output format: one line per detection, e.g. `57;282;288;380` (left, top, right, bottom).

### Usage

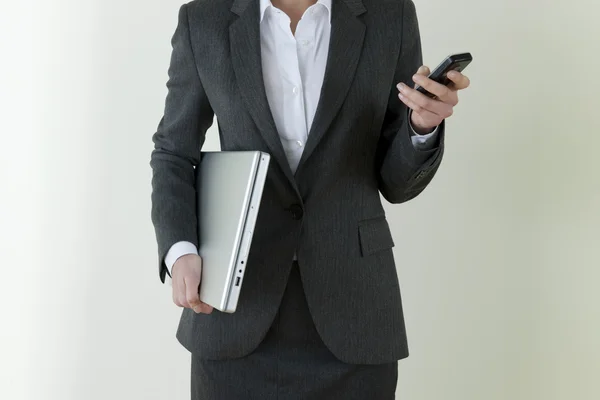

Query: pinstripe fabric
150;0;445;368
191;263;398;399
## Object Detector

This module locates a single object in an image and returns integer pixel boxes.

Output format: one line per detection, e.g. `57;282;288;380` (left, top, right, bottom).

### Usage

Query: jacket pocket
358;217;395;257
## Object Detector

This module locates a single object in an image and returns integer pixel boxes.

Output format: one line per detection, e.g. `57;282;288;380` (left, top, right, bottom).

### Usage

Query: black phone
416;52;472;98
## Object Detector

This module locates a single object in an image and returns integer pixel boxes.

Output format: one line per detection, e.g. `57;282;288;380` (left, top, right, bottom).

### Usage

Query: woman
150;0;470;398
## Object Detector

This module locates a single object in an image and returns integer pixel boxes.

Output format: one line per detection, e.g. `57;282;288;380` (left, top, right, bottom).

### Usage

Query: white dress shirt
164;0;439;281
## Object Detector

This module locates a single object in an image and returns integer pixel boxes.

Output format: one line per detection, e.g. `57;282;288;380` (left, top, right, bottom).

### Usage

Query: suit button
288;204;304;220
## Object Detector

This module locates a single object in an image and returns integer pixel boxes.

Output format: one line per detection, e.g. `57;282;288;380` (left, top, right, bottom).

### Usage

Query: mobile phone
416;52;472;98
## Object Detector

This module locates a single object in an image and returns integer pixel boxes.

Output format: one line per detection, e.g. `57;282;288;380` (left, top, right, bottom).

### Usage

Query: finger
416;65;430;76
447;70;470;90
176;274;191;308
398;92;439;122
184;276;202;310
184;276;213;314
196;302;214;315
178;289;191;309
411;74;453;100
172;274;185;307
178;294;190;309
398;83;453;119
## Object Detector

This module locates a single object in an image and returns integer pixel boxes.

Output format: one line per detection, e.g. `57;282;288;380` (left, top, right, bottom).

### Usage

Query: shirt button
300;40;310;47
288;204;304;220
292;86;300;95
296;140;304;147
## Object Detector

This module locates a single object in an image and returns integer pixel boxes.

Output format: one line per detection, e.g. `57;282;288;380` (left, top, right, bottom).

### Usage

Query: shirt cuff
165;241;198;277
408;110;439;151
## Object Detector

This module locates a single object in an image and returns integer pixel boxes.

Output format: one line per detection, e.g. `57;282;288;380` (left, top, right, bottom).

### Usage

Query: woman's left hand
397;66;471;134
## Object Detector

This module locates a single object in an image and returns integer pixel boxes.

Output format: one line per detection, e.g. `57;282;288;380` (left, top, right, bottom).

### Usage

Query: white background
1;0;599;399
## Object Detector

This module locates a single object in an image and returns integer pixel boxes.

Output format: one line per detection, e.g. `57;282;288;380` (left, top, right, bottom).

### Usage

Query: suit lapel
229;0;299;191
296;0;367;174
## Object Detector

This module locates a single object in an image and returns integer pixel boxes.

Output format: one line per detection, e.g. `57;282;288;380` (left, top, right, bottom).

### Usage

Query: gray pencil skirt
191;263;398;400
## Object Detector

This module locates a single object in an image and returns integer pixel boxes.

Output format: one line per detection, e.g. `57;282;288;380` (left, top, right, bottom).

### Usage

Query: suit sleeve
376;0;445;204
150;3;214;283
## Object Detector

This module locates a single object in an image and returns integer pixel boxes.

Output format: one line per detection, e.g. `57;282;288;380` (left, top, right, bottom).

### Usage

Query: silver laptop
195;151;270;313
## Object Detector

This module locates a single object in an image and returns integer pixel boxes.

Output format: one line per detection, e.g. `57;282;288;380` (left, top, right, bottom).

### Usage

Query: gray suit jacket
150;0;445;364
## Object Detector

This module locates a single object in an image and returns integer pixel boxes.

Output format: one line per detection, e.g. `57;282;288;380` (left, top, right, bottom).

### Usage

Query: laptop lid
195;151;269;312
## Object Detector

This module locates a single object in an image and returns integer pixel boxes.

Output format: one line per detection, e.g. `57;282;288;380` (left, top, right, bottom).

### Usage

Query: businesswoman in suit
150;0;470;398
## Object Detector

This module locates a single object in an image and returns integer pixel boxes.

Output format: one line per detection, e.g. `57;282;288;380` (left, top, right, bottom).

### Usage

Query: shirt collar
259;0;332;23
